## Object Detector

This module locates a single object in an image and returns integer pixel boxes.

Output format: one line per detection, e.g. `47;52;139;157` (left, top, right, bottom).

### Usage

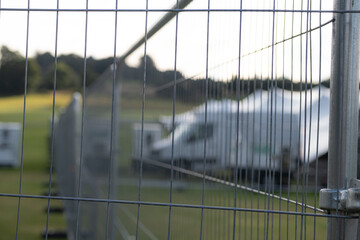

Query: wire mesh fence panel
0;0;359;239
55;64;120;239
118;1;333;239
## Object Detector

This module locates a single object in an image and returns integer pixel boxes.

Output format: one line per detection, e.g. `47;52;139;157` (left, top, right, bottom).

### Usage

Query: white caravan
133;87;330;178
0;122;21;167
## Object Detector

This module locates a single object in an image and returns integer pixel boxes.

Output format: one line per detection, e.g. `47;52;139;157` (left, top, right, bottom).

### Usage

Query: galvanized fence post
326;0;360;239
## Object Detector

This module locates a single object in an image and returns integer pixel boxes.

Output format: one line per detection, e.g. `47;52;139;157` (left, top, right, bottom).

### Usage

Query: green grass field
0;90;328;239
0;92;72;240
115;184;327;240
0;91;195;240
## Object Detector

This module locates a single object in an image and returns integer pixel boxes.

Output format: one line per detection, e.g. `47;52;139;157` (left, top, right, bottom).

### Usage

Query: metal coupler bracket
319;178;360;212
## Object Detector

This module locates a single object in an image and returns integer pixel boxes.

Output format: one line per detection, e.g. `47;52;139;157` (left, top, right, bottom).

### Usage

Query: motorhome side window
187;124;214;142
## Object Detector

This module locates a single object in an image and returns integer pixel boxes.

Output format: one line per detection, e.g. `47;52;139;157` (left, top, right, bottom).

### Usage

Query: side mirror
146;134;153;147
187;134;196;143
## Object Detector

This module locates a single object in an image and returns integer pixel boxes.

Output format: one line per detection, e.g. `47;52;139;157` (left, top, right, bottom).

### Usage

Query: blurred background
0;0;340;239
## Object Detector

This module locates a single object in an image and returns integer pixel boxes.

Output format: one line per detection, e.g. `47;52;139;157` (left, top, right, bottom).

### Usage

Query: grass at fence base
0;93;71;240
116;182;327;240
0;91;193;239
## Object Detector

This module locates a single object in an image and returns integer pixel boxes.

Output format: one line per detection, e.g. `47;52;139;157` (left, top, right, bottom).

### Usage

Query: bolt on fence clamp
319;179;360;213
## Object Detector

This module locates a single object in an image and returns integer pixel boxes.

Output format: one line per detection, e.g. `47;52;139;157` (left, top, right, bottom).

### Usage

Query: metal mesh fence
0;0;359;239
55;64;120;239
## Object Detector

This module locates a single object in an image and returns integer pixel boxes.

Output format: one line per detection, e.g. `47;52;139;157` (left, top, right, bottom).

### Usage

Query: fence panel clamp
320;178;360;213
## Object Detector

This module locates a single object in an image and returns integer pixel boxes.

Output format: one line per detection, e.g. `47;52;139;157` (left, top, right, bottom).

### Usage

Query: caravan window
187;124;214;142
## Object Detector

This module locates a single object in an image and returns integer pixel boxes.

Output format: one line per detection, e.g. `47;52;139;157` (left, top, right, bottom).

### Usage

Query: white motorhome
0;122;21;167
132;87;330;180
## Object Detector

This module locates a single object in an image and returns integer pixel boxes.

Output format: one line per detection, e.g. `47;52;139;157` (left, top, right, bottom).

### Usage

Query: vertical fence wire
74;0;89;239
104;0;119;238
167;1;180;239
278;1;287;238
232;1;242;239
15;0;30;238
135;0;149;239
295;1;304;238
287;0;295;238
44;0;59;239
300;0;310;239
304;1;314;238
313;1;323;238
200;1;210;238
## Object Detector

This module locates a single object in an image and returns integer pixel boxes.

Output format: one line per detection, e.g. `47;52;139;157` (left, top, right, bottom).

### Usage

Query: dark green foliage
0;46;331;97
35;53;113;88
42;61;81;90
35;52;53;75
0;46;41;95
118;55;184;87
0;48;116;94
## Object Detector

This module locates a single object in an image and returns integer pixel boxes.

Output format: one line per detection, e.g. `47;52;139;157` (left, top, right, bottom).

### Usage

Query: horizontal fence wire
0;0;358;239
1;8;360;13
0;192;354;219
132;157;325;213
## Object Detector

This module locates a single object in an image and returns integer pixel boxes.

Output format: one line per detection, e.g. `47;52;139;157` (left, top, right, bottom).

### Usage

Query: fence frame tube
328;0;360;239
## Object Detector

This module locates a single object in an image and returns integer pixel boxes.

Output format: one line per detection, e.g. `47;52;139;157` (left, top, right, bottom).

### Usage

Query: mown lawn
0;91;195;240
0;91;328;240
113;173;327;240
0;92;72;240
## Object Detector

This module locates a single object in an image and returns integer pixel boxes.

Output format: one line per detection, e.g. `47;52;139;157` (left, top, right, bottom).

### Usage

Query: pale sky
0;0;334;82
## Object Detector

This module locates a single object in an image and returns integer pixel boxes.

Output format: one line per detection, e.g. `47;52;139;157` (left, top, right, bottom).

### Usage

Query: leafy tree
0;46;41;95
43;61;81;90
36;53;114;87
27;59;42;91
35;52;53;75
0;46;23;64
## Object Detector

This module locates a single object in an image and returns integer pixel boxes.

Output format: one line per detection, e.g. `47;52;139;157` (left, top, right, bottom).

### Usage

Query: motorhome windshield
172;123;191;141
170;122;214;142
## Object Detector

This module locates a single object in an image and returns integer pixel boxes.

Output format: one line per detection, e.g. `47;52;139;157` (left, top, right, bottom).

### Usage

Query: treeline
118;55;330;101
156;77;330;102
0;46;185;96
0;46;330;98
0;46;113;95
